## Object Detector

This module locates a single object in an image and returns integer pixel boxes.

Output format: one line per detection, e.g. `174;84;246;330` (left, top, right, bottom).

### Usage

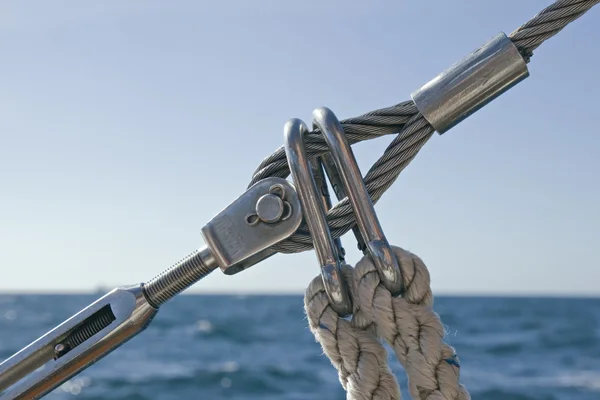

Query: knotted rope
305;246;469;399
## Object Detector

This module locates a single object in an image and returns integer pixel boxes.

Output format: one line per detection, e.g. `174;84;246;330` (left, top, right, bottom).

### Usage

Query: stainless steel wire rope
247;0;599;254
143;0;599;307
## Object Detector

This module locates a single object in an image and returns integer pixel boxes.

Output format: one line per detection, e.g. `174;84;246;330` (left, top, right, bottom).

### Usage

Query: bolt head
255;194;284;224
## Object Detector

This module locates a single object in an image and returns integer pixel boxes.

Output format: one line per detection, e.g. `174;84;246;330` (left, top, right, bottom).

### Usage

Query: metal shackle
312;107;404;297
284;118;353;317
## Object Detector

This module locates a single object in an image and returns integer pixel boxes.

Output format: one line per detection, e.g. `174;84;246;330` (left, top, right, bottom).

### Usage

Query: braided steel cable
248;0;598;253
510;0;600;61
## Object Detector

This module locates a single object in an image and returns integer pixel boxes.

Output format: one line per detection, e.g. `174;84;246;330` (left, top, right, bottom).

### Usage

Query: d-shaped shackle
284;118;352;316
284;107;404;316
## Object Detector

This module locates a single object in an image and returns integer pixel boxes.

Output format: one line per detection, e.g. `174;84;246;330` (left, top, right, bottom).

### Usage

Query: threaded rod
143;246;218;308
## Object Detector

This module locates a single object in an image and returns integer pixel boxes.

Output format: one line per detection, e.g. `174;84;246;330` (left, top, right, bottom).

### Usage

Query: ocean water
1;295;600;400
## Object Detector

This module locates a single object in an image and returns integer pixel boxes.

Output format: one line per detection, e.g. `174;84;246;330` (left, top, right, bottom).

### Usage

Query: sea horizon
3;293;600;399
0;289;598;299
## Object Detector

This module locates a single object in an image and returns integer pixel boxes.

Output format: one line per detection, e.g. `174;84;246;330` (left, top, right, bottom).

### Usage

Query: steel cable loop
248;101;420;185
273;114;434;253
247;0;598;254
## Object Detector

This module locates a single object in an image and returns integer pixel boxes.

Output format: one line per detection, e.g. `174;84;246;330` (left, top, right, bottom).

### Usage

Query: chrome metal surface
284;118;352;317
313;107;404;296
0;285;157;399
144;177;303;307
143;247;219;308
256;194;284;224
309;156;346;262
202;177;302;275
411;32;529;134
320;153;367;253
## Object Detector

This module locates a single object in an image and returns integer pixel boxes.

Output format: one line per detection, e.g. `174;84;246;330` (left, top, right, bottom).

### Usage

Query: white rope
305;265;401;399
304;246;469;400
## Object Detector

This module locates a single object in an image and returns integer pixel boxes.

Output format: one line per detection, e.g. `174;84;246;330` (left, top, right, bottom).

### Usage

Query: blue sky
1;1;599;295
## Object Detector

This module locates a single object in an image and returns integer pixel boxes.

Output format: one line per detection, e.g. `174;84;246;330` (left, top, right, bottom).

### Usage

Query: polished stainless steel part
313;107;404;296
255;194;284;224
0;285;157;399
143;177;302;307
143;177;303;307
284;118;353;317
0;177;303;399
202;177;302;276
309;156;346;262
320;153;367;254
411;32;529;134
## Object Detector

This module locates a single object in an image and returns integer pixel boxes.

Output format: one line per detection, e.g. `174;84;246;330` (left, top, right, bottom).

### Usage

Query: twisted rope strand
305;247;469;399
352;247;469;400
304;265;402;400
509;0;600;60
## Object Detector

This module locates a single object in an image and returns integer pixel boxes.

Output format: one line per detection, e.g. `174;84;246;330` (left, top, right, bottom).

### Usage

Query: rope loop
305;246;470;400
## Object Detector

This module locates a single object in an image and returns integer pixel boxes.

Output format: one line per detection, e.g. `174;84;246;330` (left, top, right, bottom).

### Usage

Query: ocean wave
76;363;328;399
5;295;600;400
473;389;557;400
554;371;600;391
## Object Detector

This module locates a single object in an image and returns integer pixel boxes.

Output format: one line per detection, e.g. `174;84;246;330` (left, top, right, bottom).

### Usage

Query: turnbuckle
0;177;304;400
284;107;404;316
0;106;402;399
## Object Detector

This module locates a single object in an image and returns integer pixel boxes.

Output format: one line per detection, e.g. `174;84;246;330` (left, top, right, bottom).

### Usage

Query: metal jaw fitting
284;107;404;316
0;177;304;400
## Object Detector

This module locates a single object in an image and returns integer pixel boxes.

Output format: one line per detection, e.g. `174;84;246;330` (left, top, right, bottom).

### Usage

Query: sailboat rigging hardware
0;178;303;399
1;0;597;398
285;107;406;316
